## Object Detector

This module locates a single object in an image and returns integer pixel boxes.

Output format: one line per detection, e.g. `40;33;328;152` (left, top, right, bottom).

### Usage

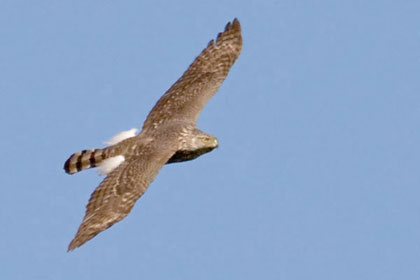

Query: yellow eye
203;137;210;142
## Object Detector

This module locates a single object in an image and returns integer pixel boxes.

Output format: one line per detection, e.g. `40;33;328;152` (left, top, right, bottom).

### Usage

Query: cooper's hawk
64;18;242;251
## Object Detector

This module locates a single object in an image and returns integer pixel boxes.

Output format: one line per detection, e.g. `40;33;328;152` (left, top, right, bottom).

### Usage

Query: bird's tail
64;148;108;174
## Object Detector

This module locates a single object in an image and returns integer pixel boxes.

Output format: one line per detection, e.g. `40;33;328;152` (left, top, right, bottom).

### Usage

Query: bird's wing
142;18;242;130
68;146;175;251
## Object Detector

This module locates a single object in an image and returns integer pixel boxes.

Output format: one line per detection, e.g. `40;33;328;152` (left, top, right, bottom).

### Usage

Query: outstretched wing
143;18;242;130
68;146;175;251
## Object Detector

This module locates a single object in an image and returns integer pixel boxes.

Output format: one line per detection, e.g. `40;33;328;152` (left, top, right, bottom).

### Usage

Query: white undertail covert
105;128;138;146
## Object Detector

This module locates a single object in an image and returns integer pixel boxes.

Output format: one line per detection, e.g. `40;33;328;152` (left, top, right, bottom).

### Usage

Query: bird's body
64;19;242;251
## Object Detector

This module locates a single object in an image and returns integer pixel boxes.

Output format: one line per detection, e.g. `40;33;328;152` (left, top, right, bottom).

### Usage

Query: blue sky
1;0;420;279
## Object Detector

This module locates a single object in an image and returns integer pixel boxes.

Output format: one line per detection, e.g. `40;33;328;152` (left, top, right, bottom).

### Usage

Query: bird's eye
204;137;210;142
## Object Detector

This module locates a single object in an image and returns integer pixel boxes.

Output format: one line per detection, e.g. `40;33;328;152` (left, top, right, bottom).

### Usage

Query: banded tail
64;149;107;174
64;128;137;175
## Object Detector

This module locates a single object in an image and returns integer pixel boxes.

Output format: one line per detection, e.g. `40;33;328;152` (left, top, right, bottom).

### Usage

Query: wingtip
67;239;78;252
227;18;241;31
67;232;88;251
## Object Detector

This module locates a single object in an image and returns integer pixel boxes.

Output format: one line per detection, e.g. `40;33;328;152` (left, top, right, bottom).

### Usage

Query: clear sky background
1;1;419;279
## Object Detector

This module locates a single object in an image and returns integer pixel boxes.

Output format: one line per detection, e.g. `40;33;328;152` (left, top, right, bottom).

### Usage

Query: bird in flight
64;18;242;251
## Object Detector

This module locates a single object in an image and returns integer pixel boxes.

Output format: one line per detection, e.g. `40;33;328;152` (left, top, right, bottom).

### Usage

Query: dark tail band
64;149;106;174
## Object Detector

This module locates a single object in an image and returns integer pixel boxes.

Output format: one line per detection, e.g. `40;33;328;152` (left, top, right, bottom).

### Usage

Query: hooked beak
213;138;219;148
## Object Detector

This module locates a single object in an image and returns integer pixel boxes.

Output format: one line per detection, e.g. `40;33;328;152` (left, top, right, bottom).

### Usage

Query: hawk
64;18;242;251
